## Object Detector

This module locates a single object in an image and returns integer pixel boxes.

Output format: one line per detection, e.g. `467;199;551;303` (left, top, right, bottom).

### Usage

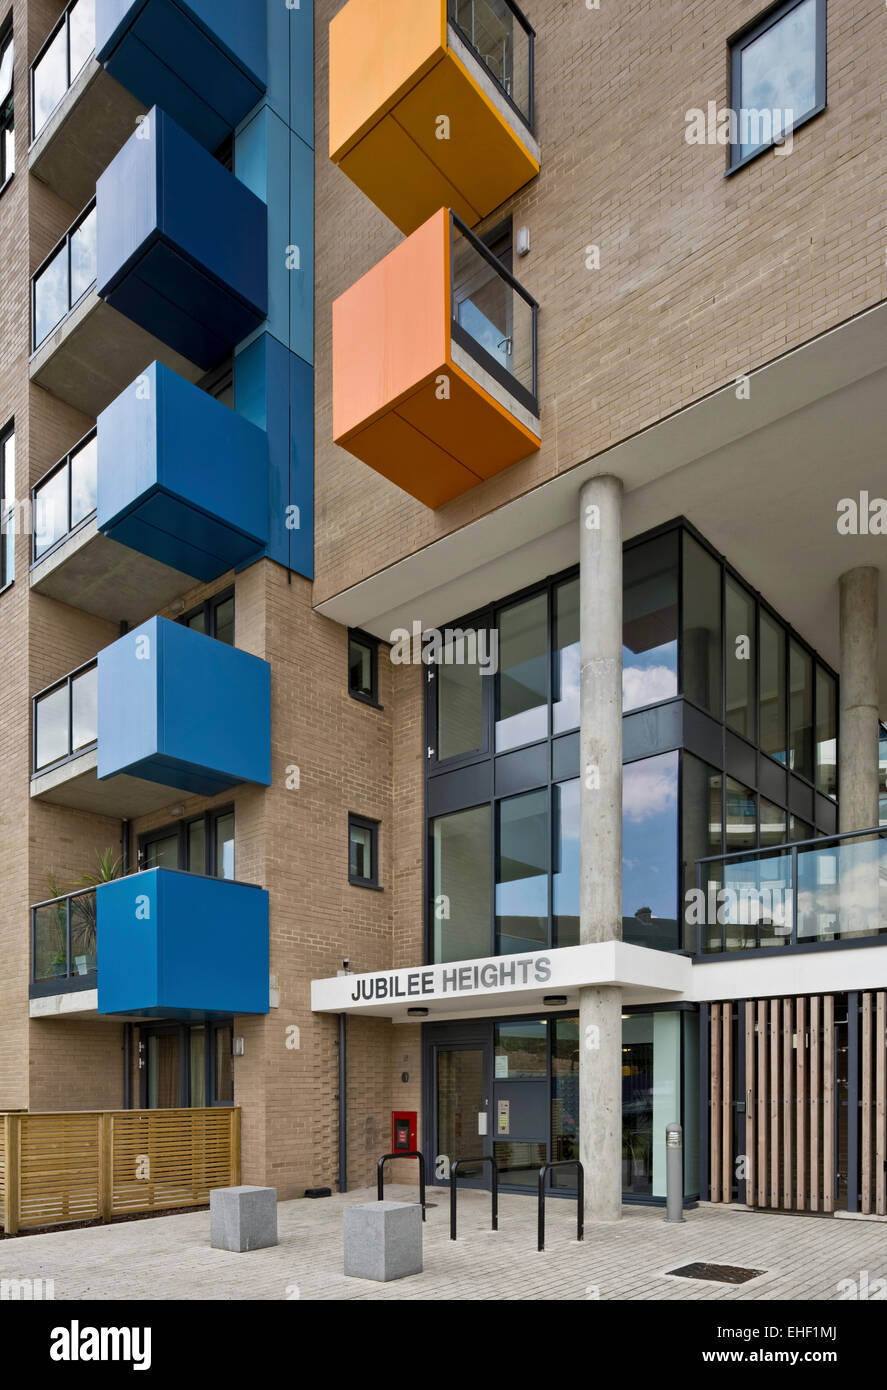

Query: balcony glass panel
33;202;97;349
33;464;69;559
451;218;536;403
33;900;66;982
32;0;96;138
450;0;533;126
797;835;887;944
35;683;69;769
32;26;68;138
70;432;97;526
71;663;98;751
32;887;97;983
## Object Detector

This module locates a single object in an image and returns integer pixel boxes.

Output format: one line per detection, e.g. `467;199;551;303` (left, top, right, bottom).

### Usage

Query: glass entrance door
434;1043;491;1184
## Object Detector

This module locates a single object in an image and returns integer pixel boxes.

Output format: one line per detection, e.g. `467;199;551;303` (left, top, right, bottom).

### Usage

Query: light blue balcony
95;0;266;152
97;617;271;798
96;107;268;370
97;868;269;1019
98;363;268;580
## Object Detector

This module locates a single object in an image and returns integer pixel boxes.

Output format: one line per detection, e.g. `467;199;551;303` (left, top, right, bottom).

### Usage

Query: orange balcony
329;0;539;234
333;208;540;508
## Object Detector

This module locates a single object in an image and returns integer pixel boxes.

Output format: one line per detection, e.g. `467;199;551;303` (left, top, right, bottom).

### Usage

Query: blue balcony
97;107;268;370
98;363;268;580
97;868;269;1019
97;617;271;798
95;0;266;152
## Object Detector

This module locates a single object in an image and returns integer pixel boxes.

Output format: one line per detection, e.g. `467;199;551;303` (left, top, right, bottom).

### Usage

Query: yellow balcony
329;0;539;234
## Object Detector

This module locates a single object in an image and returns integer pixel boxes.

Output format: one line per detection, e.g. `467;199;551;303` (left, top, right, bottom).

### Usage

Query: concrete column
579;475;623;1223
839;567;880;833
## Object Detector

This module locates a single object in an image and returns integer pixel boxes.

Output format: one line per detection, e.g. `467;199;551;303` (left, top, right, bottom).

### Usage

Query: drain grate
666;1262;765;1285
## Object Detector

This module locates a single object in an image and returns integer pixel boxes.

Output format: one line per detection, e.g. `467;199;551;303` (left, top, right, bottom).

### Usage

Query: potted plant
45;850;122;978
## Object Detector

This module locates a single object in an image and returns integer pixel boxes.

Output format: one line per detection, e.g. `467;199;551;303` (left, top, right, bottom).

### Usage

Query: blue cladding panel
97;868;269;1018
97;109;268;369
97;617;271;794
96;0;266;150
97;363;268;580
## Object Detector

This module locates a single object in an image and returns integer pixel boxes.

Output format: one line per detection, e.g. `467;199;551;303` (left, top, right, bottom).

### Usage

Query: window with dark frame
0;421;14;590
728;0;827;172
0;24;13;192
348;629;379;706
198;356;235;410
348;814;379;888
139;806;236;881
179;587;235;645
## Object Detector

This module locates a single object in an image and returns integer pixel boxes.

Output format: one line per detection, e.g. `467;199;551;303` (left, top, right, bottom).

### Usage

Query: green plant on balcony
46;849;122;977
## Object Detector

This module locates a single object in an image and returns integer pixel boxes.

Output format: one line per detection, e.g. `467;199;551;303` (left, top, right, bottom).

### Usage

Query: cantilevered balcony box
97;868;270;1019
333;208;540;508
95;0;266;152
98;363;269;581
96;107;268;370
329;0;539;234
97;617;271;798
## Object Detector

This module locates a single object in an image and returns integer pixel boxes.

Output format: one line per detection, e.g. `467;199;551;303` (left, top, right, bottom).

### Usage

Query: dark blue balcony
98;363;268;580
96;107;268;370
95;0;266;152
97;868;269;1018
97;617;271;797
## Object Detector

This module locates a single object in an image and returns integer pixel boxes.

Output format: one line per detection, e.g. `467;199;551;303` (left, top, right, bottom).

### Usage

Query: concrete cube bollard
210;1185;278;1252
343;1200;422;1282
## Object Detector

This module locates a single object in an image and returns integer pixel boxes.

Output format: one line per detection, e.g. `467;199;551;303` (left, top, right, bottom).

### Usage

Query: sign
497;1100;510;1136
344;956;552;1004
495;1055;509;1079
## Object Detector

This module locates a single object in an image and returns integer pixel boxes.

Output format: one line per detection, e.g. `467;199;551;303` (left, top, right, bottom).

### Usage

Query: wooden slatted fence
0;1108;240;1235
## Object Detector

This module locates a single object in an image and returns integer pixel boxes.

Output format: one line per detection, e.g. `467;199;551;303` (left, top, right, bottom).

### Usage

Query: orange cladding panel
397;366;540;480
344;403;483;509
338;114;479;237
332;209;450;444
329;0;446;162
396;51;539;225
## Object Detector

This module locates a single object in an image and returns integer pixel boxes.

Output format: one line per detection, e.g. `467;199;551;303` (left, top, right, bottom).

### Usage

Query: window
435;627;485;759
431;804;490;960
815;664;837;798
788;639;814;781
33;429;97;560
760;609;787;764
1;423;14;589
0;25;13;191
142;1020;234;1108
348;629;379;707
179;588;234;645
496;591;547;750
622;532;678;713
623;752;679;951
682;533;722;717
33;661;97;771
725;575;755;740
496;788;547;955
140;807;235;880
348;814;379;888
552;578;579;734
728;0;826;172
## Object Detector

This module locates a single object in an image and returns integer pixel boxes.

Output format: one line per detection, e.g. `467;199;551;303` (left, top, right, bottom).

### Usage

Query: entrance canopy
311;943;689;1022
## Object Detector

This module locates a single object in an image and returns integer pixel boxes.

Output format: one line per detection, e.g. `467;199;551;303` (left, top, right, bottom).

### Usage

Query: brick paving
1;1187;885;1301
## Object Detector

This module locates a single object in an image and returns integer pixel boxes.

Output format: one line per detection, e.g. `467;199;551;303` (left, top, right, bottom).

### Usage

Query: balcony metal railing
695;826;887;957
448;0;535;131
31;886;97;987
32;657;98;776
31;428;98;563
30;0;96;141
450;211;538;416
32;197;98;352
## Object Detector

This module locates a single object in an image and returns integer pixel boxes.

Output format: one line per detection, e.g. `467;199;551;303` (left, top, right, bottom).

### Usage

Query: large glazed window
789;639;814;781
622;752;679;951
725;575;756;739
622;532;678;713
0;26;13;190
682;533;722;717
552;577;579;734
760;609;787;763
553;778;579;948
496;592;547;751
432;804;491;962
437;630;485;760
496;789;547;955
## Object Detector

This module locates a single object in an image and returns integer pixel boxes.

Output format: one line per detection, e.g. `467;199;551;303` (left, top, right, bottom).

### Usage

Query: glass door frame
424;1022;493;1189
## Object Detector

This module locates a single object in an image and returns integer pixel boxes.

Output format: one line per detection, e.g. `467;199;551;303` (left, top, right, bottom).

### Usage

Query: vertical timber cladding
707;993;887;1216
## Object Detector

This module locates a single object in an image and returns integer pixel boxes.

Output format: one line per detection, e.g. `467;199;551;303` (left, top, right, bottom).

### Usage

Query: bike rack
449;1157;499;1240
537;1160;584;1252
377;1151;426;1220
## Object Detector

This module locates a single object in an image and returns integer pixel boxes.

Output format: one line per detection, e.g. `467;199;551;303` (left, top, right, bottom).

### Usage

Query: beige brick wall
314;0;887;604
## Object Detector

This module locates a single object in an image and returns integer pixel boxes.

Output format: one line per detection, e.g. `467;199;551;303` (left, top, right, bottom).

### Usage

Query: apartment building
1;0;886;1226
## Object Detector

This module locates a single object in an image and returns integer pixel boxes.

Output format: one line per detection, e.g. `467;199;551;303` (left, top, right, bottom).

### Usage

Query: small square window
348;629;380;706
348;815;380;888
728;0;826;172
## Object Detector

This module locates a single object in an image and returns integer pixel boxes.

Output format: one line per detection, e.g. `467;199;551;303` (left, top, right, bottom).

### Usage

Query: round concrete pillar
838;567;880;832
578;474;624;1223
